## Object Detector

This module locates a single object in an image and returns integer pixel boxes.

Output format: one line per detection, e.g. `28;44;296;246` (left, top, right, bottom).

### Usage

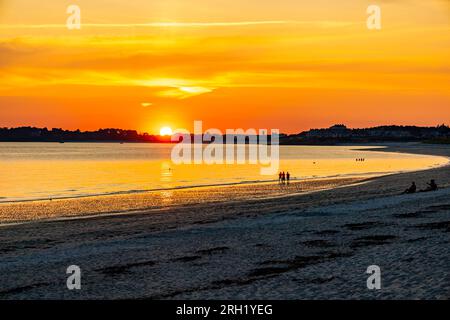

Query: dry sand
0;143;449;299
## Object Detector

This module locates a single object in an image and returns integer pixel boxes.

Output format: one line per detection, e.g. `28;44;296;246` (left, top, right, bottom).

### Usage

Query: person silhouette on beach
403;182;417;194
421;179;438;192
281;172;286;184
278;172;283;184
286;172;290;184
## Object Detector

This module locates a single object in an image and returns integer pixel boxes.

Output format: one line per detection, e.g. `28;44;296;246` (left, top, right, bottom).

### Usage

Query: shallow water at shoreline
0;177;367;224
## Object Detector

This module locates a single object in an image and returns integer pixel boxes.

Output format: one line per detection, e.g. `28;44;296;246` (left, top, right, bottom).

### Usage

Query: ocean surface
0;142;447;202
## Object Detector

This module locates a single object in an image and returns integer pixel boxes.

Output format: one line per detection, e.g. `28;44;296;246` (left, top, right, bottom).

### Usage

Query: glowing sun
159;126;173;136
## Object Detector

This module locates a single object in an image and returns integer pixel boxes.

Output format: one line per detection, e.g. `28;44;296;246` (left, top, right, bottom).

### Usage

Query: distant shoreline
1;124;449;145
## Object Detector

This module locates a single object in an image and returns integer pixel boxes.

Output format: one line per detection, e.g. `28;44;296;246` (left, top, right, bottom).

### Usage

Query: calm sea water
0;142;447;202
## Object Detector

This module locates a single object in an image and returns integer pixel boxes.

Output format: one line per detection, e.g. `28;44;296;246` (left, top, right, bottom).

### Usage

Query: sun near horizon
159;126;173;136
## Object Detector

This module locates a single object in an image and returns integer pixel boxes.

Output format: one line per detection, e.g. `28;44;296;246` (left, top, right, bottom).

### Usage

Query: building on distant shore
282;124;450;144
303;124;351;139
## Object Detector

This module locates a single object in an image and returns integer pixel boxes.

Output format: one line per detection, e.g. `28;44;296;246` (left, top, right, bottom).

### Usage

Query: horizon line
2;123;449;136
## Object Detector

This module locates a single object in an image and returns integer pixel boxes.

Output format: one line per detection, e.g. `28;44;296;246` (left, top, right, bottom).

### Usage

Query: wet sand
0;177;369;224
0;143;449;299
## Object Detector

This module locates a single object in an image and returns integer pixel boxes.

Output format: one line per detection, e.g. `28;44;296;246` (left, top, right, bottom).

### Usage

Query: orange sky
0;0;449;134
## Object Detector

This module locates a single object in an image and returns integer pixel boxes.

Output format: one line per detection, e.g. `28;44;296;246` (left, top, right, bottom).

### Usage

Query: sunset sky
0;0;449;134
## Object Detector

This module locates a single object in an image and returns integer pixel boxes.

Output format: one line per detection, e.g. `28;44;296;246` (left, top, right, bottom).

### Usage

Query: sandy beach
0;143;449;299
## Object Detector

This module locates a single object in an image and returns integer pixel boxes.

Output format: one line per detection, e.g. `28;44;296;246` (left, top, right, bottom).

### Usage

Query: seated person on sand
421;179;438;192
403;182;417;194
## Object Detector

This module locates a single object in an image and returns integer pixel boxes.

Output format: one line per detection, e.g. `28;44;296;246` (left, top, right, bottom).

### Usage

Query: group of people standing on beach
278;171;291;184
